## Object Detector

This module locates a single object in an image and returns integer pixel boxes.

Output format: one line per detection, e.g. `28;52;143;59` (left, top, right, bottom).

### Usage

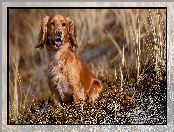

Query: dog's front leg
51;92;63;109
49;82;63;108
69;80;85;103
74;86;86;103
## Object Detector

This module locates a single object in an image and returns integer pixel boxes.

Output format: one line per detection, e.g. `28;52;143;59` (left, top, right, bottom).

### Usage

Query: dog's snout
55;30;62;36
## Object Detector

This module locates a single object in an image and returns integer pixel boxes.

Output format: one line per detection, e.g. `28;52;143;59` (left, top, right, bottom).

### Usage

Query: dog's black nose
55;31;62;36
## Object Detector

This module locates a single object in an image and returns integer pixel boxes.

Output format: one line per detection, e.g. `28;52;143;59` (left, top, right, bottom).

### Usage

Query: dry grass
9;9;166;124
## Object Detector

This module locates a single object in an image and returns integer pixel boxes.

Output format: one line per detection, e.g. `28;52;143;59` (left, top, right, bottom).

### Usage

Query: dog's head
35;15;78;51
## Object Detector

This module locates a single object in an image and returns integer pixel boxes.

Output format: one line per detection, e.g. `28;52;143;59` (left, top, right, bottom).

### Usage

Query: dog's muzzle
54;31;63;47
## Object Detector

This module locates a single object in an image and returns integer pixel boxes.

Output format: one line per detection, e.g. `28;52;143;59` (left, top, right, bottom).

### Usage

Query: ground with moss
9;65;166;125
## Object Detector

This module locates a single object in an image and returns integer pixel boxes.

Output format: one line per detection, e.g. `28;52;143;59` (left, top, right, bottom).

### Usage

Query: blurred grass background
9;9;166;123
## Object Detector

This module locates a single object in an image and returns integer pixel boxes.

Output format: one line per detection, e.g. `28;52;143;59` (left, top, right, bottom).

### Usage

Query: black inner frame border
7;6;167;125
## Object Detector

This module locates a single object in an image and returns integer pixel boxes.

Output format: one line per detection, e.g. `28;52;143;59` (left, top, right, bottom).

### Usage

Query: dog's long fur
36;15;102;107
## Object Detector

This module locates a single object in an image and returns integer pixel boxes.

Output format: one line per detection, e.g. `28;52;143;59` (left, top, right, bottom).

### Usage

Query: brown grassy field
9;9;166;124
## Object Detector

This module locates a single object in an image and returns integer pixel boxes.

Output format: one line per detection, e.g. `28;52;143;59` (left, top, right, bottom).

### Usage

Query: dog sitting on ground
36;15;102;107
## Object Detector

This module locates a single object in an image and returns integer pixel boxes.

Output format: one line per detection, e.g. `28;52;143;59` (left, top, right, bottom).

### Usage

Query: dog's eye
62;23;66;27
51;21;54;26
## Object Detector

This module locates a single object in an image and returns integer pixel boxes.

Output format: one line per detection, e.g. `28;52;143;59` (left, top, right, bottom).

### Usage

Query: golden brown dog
36;15;102;107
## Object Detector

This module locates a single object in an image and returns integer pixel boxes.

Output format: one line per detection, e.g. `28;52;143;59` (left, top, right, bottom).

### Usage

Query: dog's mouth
54;37;63;47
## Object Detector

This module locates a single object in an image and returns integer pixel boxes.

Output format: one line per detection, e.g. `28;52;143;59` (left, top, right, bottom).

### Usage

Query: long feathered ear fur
66;17;78;52
35;16;49;48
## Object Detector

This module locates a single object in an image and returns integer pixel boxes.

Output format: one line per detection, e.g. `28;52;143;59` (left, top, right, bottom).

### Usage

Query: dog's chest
48;61;72;95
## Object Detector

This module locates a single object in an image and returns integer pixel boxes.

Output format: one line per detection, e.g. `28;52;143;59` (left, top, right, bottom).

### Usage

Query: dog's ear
66;17;78;52
35;16;49;48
